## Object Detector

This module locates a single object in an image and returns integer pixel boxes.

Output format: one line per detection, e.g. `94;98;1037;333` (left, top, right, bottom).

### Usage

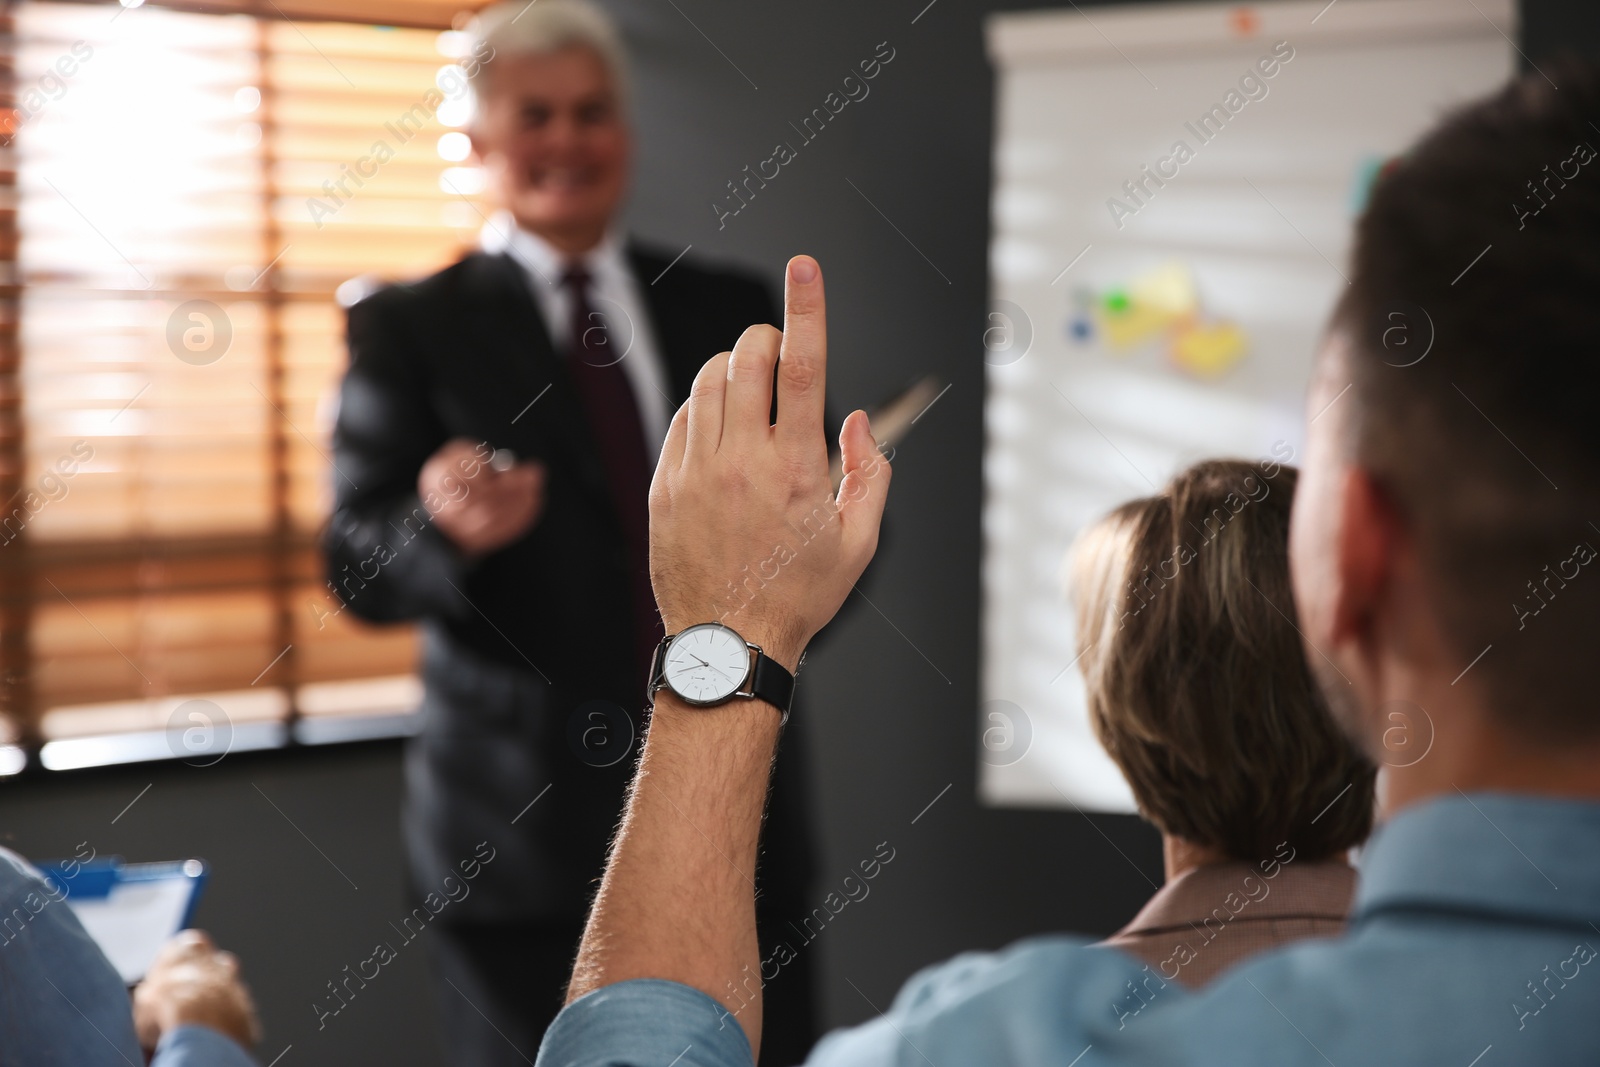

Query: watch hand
694;655;742;681
683;654;735;681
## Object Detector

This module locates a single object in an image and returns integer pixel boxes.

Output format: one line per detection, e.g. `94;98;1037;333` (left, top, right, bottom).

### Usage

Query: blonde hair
1068;460;1374;862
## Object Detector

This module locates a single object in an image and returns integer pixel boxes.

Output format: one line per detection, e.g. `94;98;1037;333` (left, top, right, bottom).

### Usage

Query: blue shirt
538;793;1600;1065
0;847;256;1067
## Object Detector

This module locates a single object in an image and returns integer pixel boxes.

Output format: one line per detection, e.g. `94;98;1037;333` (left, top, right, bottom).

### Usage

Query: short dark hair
1072;461;1376;863
1331;59;1600;741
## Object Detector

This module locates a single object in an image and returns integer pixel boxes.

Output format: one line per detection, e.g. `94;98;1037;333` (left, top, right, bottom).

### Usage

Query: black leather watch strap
647;635;669;699
748;652;796;721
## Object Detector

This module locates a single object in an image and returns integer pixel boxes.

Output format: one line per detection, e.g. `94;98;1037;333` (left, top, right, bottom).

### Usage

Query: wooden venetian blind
7;0;487;757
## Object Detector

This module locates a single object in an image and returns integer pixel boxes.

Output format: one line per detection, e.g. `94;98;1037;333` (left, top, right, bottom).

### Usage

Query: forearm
557;256;887;1064
567;685;789;1053
323;495;470;622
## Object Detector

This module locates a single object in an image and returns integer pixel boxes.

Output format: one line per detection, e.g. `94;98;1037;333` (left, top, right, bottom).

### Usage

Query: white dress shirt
481;211;673;451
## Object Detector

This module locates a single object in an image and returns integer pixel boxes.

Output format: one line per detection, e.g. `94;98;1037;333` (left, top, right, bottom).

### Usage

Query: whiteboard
980;0;1514;810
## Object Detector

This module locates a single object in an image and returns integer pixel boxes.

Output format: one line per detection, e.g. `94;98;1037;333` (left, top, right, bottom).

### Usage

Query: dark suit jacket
325;245;815;921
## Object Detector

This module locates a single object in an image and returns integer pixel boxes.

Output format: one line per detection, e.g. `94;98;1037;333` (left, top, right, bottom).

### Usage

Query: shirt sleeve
151;1025;259;1067
804;937;1173;1067
536;980;754;1067
324;288;471;625
534;938;1156;1067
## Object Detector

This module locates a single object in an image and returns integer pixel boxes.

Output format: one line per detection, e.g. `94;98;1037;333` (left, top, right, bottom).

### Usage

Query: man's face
471;46;630;248
1289;332;1371;744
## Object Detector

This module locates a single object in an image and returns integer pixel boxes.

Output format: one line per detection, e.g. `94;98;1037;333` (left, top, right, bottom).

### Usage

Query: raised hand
647;255;891;669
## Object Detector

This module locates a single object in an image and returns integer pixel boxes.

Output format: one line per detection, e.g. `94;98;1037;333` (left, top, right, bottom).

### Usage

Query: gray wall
3;0;1593;1063
605;0;1169;1031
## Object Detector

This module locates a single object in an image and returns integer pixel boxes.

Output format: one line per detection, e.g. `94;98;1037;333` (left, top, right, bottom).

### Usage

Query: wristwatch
646;622;796;723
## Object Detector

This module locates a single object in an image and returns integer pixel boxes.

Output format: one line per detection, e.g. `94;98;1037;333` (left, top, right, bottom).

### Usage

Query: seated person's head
1290;63;1600;787
1072;460;1376;866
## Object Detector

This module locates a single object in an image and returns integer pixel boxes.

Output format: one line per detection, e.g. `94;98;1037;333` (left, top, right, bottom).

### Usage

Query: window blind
7;0;487;767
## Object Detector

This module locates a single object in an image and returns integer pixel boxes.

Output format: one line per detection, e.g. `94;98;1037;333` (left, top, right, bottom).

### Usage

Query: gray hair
467;0;630;108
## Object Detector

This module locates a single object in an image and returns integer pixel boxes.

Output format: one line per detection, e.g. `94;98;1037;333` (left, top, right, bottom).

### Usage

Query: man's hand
419;438;546;557
649;255;890;669
133;930;261;1052
567;258;891;1054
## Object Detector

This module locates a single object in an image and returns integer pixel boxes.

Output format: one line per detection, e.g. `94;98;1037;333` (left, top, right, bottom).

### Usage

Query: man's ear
1330;467;1401;649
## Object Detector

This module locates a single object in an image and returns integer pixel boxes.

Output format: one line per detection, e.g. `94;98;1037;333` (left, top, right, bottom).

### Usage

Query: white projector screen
980;0;1514;810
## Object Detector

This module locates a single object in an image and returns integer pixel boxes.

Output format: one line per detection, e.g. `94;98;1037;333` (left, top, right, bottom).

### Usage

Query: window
979;1;1513;809
4;0;488;772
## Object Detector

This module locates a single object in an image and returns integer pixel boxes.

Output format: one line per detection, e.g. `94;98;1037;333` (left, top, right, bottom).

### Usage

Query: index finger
776;255;827;456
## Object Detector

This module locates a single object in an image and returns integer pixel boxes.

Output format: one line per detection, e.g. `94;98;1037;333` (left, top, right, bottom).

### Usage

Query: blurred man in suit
323;3;816;1061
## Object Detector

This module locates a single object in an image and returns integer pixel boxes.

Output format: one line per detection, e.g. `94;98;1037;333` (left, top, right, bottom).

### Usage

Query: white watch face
663;624;751;705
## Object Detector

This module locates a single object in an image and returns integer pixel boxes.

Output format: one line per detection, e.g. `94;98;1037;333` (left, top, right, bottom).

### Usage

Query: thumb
835;410;891;554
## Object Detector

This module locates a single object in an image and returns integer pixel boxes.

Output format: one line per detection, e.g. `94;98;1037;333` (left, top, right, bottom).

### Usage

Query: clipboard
34;858;209;985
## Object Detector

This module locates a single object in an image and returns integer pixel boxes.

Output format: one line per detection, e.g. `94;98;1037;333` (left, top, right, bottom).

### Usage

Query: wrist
741;628;804;674
649;619;803;721
650;689;788;741
658;615;804;674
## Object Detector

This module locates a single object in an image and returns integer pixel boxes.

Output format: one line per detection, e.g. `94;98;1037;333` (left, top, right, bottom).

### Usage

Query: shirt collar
481;210;629;292
1353;792;1600;931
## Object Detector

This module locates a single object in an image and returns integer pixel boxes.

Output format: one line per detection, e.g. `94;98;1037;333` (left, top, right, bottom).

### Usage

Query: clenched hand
419;439;546;557
133;929;261;1052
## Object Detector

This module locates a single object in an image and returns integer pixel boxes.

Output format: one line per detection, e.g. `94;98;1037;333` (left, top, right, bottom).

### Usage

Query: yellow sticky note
1098;303;1170;350
1130;261;1199;319
1172;322;1248;377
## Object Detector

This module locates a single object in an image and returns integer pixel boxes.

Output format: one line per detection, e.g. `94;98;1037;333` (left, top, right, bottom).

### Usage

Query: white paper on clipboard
37;858;209;984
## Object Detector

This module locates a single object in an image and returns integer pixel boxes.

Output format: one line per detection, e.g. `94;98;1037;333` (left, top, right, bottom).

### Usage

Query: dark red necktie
560;266;662;687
